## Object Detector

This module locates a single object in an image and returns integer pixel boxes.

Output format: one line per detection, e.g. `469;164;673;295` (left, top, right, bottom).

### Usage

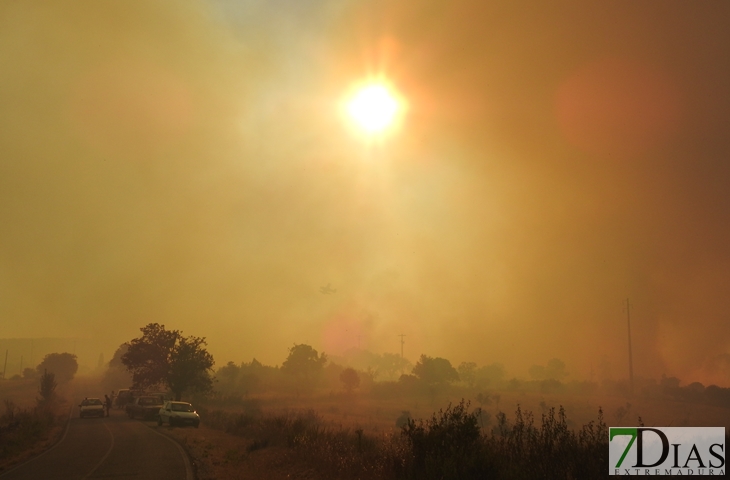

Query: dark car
115;389;133;409
125;395;165;419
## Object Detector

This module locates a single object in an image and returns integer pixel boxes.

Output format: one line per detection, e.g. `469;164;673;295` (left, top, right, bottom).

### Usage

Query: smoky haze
1;1;728;386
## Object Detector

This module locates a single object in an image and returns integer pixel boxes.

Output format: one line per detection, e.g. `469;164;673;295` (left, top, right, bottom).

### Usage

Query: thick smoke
0;1;728;386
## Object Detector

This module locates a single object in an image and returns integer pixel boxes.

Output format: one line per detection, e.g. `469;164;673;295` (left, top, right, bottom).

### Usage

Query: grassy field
202;387;730;433
3;375;727;478
179;386;729;479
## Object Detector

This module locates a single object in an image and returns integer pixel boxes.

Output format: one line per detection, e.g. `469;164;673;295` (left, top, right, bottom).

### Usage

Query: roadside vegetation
176;340;729;479
0;370;68;471
3;327;728;478
194;400;610;479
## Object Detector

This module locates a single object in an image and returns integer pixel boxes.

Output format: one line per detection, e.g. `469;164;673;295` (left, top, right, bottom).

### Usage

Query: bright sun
347;84;401;133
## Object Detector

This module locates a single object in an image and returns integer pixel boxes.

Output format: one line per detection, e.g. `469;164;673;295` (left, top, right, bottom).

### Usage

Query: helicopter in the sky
319;283;337;295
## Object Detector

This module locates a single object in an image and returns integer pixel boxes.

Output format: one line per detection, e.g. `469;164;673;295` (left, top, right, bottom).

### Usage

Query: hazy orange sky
1;1;728;386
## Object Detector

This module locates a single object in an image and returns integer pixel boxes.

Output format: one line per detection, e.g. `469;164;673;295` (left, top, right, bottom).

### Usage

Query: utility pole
626;298;634;397
398;333;406;358
2;349;7;379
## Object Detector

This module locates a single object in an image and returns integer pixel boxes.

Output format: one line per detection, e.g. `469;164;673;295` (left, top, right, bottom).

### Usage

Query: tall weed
206;399;614;479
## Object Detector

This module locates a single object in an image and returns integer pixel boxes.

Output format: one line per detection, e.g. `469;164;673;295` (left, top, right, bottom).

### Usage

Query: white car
157;401;200;428
79;398;105;418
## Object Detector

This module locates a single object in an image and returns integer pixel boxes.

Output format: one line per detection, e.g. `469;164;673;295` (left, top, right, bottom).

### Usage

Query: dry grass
159;423;315;480
0;377;70;473
179;388;730;479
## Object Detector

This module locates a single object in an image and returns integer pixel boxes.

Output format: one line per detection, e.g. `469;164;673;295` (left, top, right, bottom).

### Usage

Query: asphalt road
0;406;193;480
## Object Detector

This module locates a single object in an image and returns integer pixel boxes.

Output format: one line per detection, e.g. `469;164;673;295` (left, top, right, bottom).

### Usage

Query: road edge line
0;404;73;478
144;423;195;480
81;419;115;479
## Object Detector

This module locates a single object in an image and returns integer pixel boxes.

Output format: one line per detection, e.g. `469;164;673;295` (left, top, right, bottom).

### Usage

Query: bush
0;399;60;463
201;399;612;480
38;371;57;405
400;400;493;479
488;404;608;479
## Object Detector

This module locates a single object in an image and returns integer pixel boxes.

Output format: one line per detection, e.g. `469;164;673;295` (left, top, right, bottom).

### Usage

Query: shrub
395;411;411;429
38;371;57;405
201;399;612;480
0;400;60;463
400;400;493;479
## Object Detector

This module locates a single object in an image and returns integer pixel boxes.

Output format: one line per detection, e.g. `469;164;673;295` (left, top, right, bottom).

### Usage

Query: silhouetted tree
529;358;568;381
458;362;477;388
38;370;57;404
101;344;133;392
36;353;78;383
412;355;459;386
475;392;492;408
167;335;215;400
216;361;240;393
475;363;505;388
281;344;327;384
121;323;215;400
340;367;360;393
377;353;412;380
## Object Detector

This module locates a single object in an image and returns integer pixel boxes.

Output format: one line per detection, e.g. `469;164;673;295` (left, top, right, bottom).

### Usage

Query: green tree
36;353;78;383
281;344;327;383
412;355;459;386
121;323;215;400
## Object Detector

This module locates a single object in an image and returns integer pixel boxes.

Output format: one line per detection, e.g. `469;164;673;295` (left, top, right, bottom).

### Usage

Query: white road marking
81;418;115;479
0;405;73;478
144;423;194;480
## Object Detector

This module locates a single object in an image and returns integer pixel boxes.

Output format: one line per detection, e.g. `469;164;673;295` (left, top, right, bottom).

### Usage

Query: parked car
125;395;165;419
79;398;105;418
157;401;200;428
115;389;138;409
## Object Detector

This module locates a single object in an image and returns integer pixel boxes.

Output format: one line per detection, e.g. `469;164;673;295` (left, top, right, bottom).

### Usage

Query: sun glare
347;84;401;134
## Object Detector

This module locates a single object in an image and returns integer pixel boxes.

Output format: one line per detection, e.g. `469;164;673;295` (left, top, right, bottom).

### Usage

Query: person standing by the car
104;394;112;417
